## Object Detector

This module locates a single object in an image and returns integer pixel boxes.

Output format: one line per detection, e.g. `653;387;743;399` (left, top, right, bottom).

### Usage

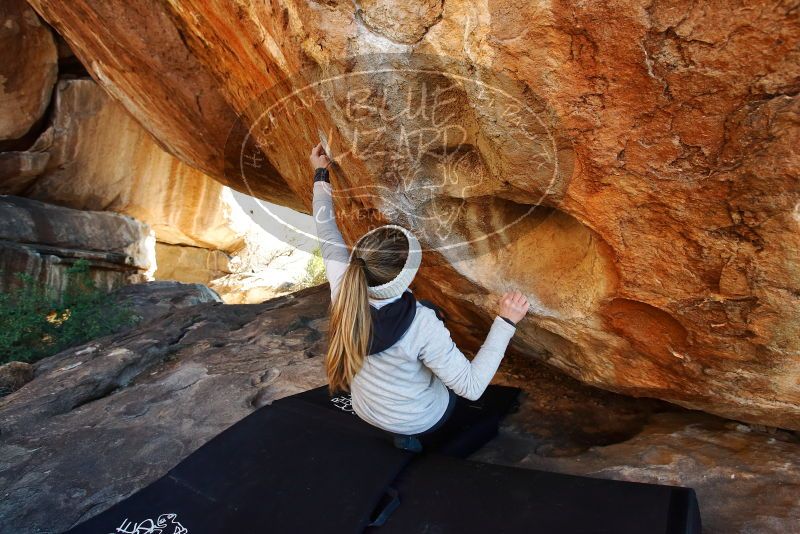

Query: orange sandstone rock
0;0;57;142
26;0;800;429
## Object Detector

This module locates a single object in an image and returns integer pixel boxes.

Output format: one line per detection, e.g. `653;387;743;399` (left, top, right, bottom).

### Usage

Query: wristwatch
500;316;516;327
314;167;330;183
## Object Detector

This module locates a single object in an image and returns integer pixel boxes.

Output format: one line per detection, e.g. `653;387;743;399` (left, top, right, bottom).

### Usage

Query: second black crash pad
65;385;520;534
371;453;702;534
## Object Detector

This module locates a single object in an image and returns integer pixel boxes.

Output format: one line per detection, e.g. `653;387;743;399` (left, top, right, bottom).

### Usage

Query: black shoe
393;435;423;453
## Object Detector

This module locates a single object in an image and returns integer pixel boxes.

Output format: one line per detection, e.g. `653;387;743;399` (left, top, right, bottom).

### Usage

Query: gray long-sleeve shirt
313;181;516;435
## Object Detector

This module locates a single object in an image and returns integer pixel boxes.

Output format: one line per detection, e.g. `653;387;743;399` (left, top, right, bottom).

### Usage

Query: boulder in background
0;0;57;143
0;195;153;294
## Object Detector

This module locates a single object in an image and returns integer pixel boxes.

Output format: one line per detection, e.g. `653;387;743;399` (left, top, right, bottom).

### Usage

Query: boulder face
154;242;231;285
106;280;222;324
13;79;246;253
20;0;292;207
1;76;313;300
26;0;800;428
0;195;153;293
0;0;57;143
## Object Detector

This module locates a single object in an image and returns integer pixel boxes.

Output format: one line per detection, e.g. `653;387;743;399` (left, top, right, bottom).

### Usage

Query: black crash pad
372;454;702;534
65;385;520;534
67;396;411;534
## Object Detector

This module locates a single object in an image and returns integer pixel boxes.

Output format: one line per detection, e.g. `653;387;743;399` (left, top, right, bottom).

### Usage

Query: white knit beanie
350;224;422;299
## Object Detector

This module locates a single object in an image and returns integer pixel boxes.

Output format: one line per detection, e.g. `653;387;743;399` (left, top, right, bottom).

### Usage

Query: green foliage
298;247;327;288
0;260;139;365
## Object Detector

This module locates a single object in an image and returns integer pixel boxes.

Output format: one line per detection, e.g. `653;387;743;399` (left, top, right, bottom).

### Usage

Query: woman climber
309;142;529;452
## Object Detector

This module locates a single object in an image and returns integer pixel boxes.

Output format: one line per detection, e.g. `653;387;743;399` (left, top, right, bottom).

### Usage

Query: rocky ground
0;283;798;533
484;359;800;533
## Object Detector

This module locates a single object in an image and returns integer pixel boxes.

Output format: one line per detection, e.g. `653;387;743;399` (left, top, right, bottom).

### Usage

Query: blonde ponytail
326;259;372;392
325;227;410;393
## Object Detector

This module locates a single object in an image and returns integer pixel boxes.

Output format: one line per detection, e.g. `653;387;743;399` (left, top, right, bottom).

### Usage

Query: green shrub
298;247;327;288
0;260;139;365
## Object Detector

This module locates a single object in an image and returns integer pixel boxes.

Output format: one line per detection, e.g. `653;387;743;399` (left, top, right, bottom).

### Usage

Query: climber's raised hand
499;290;529;325
309;142;331;170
